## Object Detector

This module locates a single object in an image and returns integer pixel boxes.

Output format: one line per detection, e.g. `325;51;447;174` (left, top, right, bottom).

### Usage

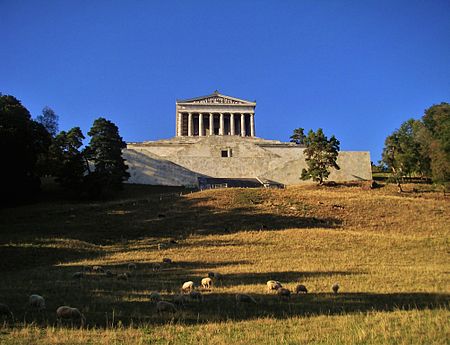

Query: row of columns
178;112;255;137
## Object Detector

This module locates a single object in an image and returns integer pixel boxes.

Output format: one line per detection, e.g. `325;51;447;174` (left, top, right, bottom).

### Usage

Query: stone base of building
124;136;372;187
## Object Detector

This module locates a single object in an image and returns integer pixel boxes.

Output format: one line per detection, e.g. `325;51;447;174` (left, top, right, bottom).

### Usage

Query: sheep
92;265;104;273
156;301;177;314
149;292;161;302
332;283;340;294
201;277;213;289
189;290;204;302
0;303;13;319
235;294;257;304
56;306;85;326
181;281;194;293
162;258;172;264
28;294;46;311
295;284;308;294
128;263;137;270
266;280;282;293
72;272;85;279
277;288;291;301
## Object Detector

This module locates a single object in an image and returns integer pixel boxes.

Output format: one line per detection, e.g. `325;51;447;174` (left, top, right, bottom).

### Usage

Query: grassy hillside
0;184;448;344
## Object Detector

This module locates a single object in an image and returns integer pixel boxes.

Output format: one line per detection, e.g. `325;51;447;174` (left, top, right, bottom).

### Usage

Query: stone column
230;113;235;135
209;113;214;135
250;113;255;137
176;113;181;136
240;113;246;137
198;113;204;136
219;113;224;135
188;113;193;136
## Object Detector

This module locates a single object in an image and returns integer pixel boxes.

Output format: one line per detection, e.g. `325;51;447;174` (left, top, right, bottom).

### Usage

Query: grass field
0;183;449;344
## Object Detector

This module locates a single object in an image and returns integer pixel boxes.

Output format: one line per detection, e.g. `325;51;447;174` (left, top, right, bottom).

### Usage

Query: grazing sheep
117;273;128;281
332;283;340;294
277;288;291;301
181;281;194;293
28;294;46;311
92;265;104;273
295;284;308;294
0;303;13;319
128;263;137;270
72;272;85;279
149;292;161;302
156;301;176;314
189;291;204;302
201;277;213;289
235;294;257;304
162;258;172;264
266;280;282;293
56;306;85;326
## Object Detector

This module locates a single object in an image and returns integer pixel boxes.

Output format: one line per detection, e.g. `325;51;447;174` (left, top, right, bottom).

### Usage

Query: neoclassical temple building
175;91;256;137
124;91;371;187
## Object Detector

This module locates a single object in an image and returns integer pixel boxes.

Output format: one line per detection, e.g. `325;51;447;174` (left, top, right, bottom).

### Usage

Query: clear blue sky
2;0;449;162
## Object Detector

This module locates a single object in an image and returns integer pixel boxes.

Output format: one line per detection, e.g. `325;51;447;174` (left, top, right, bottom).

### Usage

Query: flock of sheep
0;259;341;326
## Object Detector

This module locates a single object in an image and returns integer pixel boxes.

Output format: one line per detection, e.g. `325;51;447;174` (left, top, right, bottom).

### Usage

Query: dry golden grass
0;183;448;344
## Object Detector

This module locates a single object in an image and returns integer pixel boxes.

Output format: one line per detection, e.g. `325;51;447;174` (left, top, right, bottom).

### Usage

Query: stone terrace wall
124;136;372;186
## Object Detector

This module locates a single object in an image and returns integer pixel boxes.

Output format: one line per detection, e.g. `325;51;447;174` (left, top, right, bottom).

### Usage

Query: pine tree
84;117;129;196
300;128;340;185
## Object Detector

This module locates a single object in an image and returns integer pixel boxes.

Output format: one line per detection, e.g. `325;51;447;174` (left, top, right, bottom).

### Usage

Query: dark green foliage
382;103;449;185
84;117;129;197
36;106;59;137
48;127;87;191
300;128;340;184
0;94;51;204
290;128;306;145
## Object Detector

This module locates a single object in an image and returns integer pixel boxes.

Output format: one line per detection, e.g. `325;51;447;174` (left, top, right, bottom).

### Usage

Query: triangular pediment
177;91;255;105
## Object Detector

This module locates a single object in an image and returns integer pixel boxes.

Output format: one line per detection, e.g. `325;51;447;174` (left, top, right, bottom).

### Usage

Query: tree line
380;103;449;189
0;94;129;206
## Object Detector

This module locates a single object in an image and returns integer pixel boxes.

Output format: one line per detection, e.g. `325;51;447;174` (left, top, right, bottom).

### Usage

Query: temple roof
176;91;256;105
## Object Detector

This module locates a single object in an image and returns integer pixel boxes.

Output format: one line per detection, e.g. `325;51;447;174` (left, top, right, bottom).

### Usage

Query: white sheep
266;280;282;292
0;303;13;319
201;277;213;289
295;284;308;294
181;281;194;293
277;288;291;301
156;301;177;314
56;306;85;326
28;294;46;311
235;294;257;304
149;292;161;302
332;283;340;294
189;290;204;302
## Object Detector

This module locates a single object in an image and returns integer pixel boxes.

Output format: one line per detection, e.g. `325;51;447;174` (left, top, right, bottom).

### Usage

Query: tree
36;106;59;137
290;128;306;145
84;117;129;196
421;103;450;184
0;94;51;204
300;128;340;184
48;127;86;191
